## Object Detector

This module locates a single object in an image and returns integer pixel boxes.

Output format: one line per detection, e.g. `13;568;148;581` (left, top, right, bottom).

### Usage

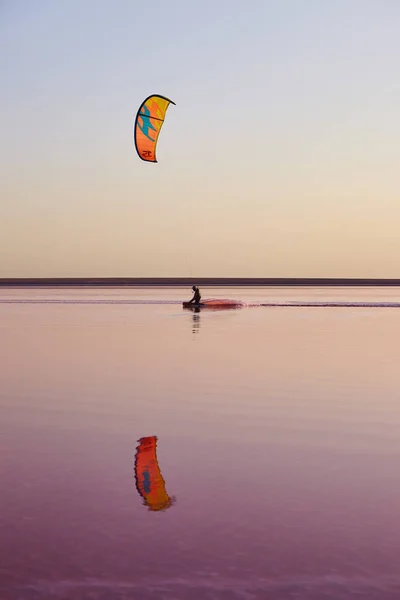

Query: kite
134;436;175;511
134;94;175;163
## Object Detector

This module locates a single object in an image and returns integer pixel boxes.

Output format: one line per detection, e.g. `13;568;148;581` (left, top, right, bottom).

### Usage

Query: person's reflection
192;309;200;334
134;436;176;511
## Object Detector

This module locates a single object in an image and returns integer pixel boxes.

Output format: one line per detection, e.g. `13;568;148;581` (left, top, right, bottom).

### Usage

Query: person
188;285;201;304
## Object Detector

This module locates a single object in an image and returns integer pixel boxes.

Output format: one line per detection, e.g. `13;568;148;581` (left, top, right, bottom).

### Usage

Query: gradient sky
1;0;400;277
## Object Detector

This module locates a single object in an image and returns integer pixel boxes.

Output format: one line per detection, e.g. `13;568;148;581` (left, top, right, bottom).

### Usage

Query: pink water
1;287;400;599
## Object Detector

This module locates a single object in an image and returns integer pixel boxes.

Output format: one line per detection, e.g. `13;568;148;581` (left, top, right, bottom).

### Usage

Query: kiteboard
183;302;206;309
183;299;243;310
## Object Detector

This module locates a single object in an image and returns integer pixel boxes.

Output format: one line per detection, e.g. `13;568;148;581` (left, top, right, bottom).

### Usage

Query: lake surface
1;286;400;599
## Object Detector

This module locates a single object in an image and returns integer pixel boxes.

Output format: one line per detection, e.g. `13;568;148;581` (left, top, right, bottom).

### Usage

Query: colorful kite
134;94;175;163
134;436;175;511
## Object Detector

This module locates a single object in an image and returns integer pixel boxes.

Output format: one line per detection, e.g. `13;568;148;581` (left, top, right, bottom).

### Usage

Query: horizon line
1;277;400;287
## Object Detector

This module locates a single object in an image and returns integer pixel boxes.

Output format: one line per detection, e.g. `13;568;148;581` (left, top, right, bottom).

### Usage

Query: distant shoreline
1;278;400;287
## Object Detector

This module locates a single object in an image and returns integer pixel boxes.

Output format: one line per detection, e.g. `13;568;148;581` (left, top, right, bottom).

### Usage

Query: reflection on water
134;436;175;511
2;286;400;599
192;310;200;333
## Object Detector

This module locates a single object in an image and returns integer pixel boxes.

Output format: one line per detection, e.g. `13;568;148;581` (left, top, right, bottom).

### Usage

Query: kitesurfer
188;285;201;305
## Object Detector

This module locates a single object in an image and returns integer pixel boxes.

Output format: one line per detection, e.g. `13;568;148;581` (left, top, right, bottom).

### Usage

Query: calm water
1;286;400;600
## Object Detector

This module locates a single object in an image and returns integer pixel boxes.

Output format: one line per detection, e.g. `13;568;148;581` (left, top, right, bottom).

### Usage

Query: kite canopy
134;436;175;511
134;94;175;163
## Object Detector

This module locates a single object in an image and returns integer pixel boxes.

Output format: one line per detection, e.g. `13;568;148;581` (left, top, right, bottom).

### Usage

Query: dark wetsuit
189;287;201;304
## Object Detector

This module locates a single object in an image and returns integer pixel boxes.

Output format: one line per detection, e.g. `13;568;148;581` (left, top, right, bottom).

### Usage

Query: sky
1;0;400;278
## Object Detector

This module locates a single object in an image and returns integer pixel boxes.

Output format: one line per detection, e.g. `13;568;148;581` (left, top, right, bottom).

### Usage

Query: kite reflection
134;436;176;511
